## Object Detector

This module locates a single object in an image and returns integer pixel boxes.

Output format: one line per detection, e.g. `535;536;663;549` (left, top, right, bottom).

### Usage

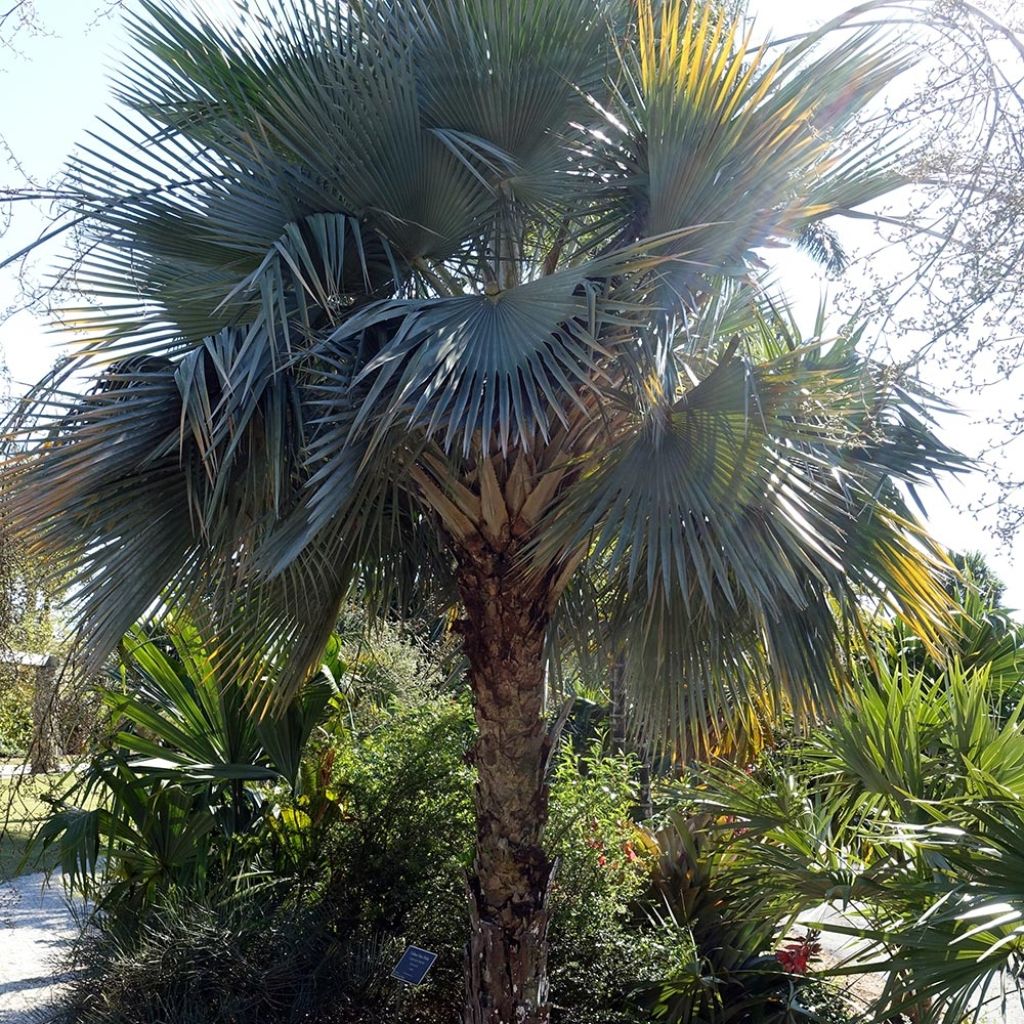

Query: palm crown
10;0;958;720
2;3;966;1017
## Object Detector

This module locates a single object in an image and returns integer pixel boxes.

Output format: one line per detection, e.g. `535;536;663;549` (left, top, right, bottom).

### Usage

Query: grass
1;772;62;879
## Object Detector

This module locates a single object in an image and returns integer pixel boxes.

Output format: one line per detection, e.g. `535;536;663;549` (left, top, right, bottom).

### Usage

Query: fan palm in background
1;0;972;1019
665;652;1024;1024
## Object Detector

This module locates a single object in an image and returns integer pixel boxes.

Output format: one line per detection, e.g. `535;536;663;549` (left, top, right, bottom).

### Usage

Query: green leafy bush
546;741;687;1023
53;687;694;1024
0;669;32;755
318;695;477;1018
314;699;688;1022
337;708;695;1022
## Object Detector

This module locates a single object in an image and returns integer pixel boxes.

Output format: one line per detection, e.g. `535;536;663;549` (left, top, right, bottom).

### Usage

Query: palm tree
3;1;967;1019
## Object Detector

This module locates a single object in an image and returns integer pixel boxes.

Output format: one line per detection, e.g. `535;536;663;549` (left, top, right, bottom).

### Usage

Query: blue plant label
391;945;438;985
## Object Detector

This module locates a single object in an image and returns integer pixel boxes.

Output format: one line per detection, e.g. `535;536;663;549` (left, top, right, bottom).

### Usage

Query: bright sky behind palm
1;0;1020;606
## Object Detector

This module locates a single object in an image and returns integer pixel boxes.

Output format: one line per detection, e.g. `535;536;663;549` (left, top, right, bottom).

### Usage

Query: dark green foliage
788;979;862;1024
51;691;695;1024
947;550;1007;609
637;800;847;1024
330;608;460;724
0;671;31;754
880;552;1024;701
628;581;1024;1023
47;887;403;1024
642;639;1024;1023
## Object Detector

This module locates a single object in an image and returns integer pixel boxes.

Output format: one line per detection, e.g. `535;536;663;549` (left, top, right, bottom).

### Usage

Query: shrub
318;694;478;1019
637;797;862;1024
546;741;685;1024
53;693;694;1024
0;668;32;755
640;655;1024;1024
49;885;405;1024
48;692;474;1024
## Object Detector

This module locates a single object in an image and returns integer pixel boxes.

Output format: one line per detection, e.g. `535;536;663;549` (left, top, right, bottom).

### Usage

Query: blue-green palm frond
1;0;966;726
535;307;965;750
596;0;910;313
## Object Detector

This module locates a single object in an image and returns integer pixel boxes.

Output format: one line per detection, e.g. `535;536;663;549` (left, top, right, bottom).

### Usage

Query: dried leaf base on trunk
465;872;555;1024
457;539;558;1024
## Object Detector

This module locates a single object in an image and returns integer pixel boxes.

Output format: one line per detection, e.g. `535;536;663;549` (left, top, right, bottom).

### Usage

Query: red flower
775;937;819;975
623;841;638;863
597;854;607;867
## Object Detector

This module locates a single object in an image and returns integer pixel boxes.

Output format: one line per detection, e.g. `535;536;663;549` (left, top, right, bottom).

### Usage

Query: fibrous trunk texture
458;540;556;1024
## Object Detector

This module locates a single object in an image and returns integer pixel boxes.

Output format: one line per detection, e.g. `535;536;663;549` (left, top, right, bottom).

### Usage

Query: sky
1;0;1022;607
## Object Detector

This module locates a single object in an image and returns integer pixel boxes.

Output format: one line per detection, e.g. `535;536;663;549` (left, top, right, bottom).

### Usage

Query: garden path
806;904;1024;1024
0;871;80;1023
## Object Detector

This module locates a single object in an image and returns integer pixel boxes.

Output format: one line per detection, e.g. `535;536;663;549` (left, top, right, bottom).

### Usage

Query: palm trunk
457;541;556;1024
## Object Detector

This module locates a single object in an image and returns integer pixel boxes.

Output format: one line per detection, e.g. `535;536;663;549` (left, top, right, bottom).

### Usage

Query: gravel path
803;903;1024;1024
0;871;80;1024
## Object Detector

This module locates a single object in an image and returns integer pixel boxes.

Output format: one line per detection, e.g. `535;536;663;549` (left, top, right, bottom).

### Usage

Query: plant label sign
391;945;438;985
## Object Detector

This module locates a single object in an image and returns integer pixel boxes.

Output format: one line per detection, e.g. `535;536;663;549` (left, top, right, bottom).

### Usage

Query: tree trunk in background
638;757;654;820
30;655;59;774
457;542;556;1024
610;654;627;755
610;654;654;819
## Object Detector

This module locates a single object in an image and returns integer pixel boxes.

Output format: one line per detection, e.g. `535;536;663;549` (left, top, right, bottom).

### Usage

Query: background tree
790;2;1024;545
0;474;66;763
0;1;987;1021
